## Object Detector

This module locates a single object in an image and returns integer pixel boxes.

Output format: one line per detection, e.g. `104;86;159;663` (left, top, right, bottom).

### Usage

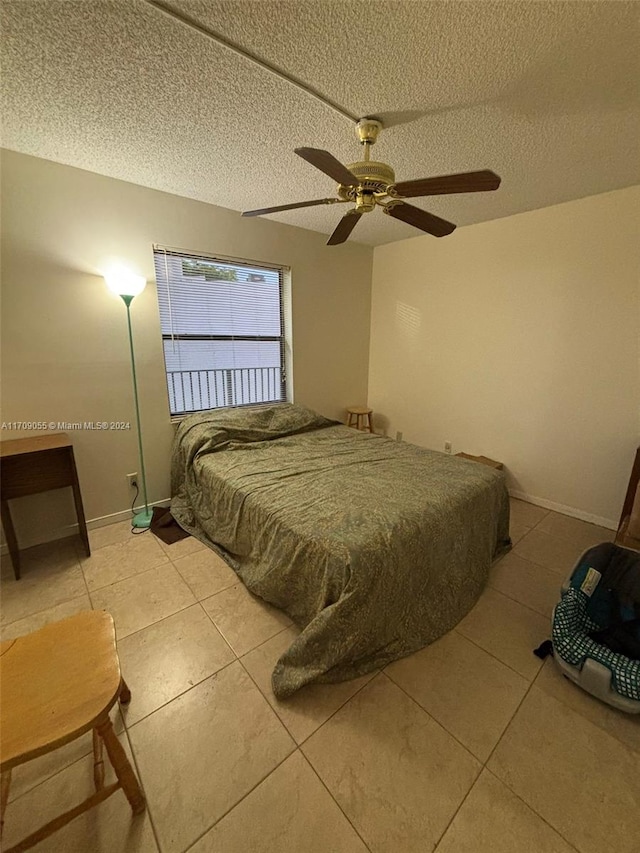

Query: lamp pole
121;294;152;528
104;267;152;530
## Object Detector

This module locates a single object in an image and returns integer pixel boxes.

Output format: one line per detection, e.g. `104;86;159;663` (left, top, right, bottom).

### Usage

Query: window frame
153;245;290;419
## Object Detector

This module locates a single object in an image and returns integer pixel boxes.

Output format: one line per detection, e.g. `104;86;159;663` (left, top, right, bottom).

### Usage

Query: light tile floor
1;501;638;852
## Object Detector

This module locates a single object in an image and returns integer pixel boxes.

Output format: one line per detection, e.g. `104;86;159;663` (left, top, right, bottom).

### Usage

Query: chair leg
119;678;131;706
92;729;105;791
95;718;145;815
1;770;11;839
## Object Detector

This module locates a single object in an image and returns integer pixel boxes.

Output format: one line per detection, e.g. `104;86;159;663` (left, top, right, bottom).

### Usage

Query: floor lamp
105;268;153;529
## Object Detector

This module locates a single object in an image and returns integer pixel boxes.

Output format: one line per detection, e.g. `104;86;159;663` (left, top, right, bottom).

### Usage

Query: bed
171;403;511;698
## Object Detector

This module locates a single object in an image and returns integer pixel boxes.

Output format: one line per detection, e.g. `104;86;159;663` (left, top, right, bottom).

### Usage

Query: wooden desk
0;433;90;580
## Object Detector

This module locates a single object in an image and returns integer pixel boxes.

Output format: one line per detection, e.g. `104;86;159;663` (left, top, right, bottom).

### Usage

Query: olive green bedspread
171;404;510;698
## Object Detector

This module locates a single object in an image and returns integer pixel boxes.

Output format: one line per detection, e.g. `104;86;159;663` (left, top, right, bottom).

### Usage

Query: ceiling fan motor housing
338;161;396;205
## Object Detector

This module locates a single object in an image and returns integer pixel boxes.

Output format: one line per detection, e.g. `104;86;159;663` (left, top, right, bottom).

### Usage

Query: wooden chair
346;406;373;433
0;611;144;851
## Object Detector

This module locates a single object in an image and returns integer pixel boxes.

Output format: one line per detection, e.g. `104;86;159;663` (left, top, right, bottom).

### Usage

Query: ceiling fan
242;118;501;245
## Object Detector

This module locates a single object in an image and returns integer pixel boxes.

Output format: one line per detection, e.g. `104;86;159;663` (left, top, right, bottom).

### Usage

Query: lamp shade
104;266;146;298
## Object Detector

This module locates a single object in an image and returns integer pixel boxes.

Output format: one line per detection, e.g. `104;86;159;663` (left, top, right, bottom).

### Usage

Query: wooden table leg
95;718;145;815
69;453;90;558
1;500;20;580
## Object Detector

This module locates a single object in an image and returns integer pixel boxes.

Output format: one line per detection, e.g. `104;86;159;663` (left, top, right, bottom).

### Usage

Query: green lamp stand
105;268;153;529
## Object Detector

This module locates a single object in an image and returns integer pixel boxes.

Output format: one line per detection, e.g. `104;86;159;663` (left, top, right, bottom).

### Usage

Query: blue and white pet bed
551;542;640;714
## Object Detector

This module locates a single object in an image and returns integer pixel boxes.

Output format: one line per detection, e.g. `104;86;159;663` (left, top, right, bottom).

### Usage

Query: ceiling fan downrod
356;117;383;163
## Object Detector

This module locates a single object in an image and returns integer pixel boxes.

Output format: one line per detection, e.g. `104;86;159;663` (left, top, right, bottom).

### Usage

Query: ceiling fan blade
327;211;363;245
391;170;501;198
384;202;456;237
242;197;342;217
295;148;359;187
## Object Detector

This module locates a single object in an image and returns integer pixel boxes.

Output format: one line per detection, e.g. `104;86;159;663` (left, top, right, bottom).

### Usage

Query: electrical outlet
396;431;403;441
444;441;452;454
126;472;138;489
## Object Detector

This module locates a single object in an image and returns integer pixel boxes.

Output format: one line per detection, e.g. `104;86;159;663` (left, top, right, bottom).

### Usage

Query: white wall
368;186;640;527
1;150;372;545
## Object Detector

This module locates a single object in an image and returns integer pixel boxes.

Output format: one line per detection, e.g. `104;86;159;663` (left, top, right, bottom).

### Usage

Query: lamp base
132;508;153;529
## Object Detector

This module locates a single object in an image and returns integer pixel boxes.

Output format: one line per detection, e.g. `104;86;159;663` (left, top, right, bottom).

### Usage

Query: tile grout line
119;623;292;851
113;599;197;644
501;536;574;578
169;557;237;600
288;669;380;748
235;623;292;657
195;579;295;657
480;756;582;853
451;626;543;684
297;750;375;853
113;597;220;646
482;673;537;770
235;659;378;850
511;522;609;573
430;769;480;851
430;671;542;851
512;504;613;545
180;748;297;852
119;611;293;733
514;672;639;841
472;674;587;851
239;649;380;747
197;601;291;658
78;556;95;610
530;655;640;758
119;722;164;852
376;670;485;849
84;556;172;595
127;643;348;852
193;598;237;658
1;588;89;633
380;669;485;765
0;532;146;629
123;658;239;732
485;577;555;621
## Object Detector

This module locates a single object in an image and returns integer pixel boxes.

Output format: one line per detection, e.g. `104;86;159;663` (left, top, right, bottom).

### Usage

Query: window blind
153;247;287;416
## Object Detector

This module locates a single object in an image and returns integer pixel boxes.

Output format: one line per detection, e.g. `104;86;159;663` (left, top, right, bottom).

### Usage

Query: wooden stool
0;611;144;851
346;406;373;433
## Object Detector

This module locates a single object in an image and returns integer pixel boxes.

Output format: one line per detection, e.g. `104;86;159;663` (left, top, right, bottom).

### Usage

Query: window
153;247;288;416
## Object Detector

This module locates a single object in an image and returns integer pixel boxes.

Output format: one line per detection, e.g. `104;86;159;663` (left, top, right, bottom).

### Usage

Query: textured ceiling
2;0;639;246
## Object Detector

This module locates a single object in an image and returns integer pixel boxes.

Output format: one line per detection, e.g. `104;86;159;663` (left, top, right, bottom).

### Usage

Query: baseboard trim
508;489;617;531
3;491;618;554
86;499;172;530
0;498;171;555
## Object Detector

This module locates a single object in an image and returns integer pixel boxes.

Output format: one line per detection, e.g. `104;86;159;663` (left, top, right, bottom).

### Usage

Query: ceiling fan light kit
242;118;502;245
